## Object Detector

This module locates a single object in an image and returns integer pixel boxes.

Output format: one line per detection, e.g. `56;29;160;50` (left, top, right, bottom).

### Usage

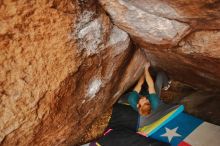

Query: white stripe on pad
184;122;220;146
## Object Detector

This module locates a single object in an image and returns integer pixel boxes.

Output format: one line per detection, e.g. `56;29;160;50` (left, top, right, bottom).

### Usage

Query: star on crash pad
161;127;181;142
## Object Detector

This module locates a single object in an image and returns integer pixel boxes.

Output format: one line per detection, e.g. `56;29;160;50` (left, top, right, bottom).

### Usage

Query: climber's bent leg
155;71;169;97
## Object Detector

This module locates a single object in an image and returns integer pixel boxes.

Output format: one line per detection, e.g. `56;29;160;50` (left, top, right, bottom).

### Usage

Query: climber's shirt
127;91;161;112
126;90;161;129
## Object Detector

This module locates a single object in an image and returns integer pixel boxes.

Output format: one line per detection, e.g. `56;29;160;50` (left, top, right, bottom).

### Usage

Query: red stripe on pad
178;141;191;146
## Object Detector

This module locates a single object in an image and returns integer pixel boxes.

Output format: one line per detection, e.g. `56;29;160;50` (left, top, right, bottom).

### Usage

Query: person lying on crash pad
87;62;172;146
128;62;168;115
116;62;172;130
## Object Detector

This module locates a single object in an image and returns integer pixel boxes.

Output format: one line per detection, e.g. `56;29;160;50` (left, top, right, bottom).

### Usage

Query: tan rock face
1;0;220;145
99;0;191;46
143;30;220;89
99;0;220;89
0;0;147;145
180;91;220;125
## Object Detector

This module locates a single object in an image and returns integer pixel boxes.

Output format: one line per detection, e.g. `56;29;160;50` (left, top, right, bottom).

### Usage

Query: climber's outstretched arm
133;74;145;93
144;63;156;94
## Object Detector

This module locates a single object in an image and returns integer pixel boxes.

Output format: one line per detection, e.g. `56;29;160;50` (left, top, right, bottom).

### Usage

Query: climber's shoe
162;80;172;91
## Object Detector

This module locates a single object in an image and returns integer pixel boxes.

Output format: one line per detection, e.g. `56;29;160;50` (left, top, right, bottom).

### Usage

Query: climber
118;61;170;116
128;62;170;115
91;62;171;146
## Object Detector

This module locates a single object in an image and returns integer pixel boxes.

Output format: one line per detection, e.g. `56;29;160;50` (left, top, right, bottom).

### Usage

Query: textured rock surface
99;0;220;89
99;0;191;46
144;31;220;89
1;0;220;145
181;91;220;125
0;0;148;145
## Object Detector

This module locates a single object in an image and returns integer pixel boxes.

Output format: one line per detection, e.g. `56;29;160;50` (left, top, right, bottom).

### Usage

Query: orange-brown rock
180;91;220;125
143;30;220;89
0;0;147;145
1;0;220;145
99;0;191;46
99;0;220;89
